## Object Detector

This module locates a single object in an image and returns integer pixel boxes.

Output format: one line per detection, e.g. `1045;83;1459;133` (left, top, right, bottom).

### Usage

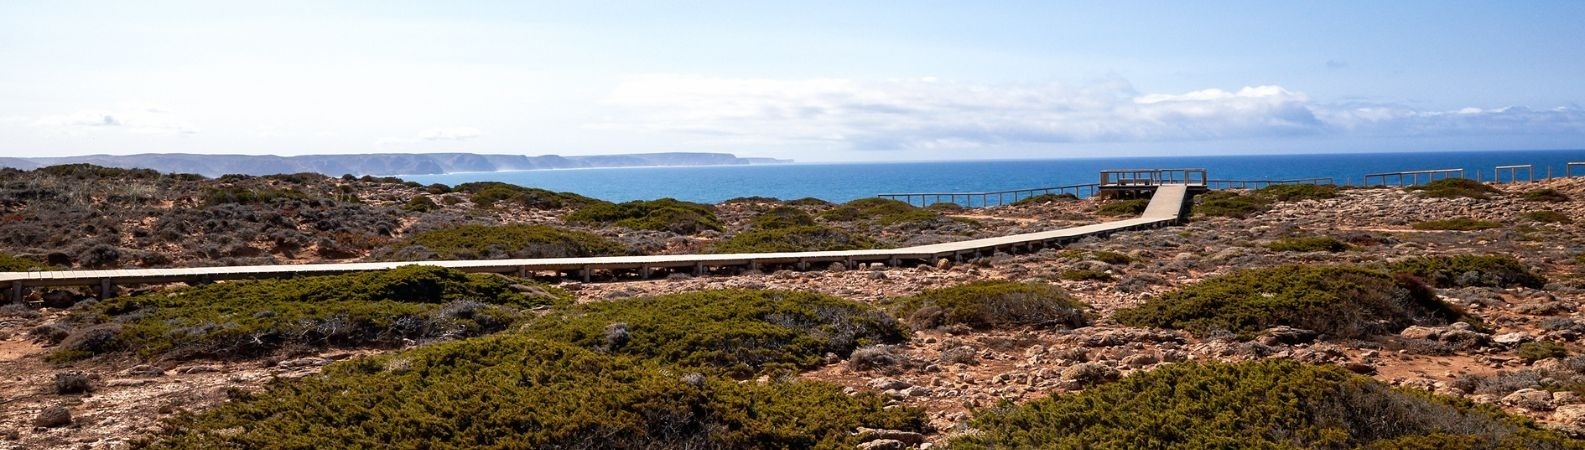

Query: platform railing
878;183;1101;207
1362;169;1464;186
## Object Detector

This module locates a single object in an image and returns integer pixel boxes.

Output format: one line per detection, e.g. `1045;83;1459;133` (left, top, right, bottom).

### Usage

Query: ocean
401;149;1585;204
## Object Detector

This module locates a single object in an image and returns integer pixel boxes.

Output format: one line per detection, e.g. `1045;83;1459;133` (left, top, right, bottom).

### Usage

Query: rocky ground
2;178;1584;448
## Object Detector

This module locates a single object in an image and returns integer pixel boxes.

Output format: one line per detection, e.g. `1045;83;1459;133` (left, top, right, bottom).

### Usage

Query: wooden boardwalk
2;185;1191;302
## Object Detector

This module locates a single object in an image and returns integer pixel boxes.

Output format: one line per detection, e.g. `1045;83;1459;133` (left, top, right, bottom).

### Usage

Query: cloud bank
31;108;198;136
603;75;1585;150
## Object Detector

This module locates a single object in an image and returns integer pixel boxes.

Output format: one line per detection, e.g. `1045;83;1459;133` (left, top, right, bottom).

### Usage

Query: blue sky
1;1;1582;162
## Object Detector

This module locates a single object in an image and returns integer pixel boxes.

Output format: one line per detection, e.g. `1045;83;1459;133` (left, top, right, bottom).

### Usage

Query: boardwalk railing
1566;162;1584;178
1100;168;1208;187
1204;177;1334;189
1363;169;1465;186
878;184;1100;207
1494;165;1534;184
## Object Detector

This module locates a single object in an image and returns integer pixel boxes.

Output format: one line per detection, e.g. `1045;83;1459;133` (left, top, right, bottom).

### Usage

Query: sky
1;1;1582;162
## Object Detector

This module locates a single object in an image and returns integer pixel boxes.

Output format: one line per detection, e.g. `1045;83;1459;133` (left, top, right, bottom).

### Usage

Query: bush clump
149;336;924;449
202;187;309;207
522;289;907;377
749;206;817;230
710;225;884;254
1266;236;1351;253
1095;199;1150;216
947;360;1577;449
1524;210;1573;224
1412;217;1502;231
820;198;940;227
1518;341;1569;363
885;281;1088;331
1194;191;1269;218
1384;254;1547;289
1011;193;1078;206
53;266;567;361
1408;178;1501;199
1115;265;1468;339
389;224;630;260
0;252;53;271
568;198;723;234
453;182;595;210
1256;183;1342;201
1521;188;1571;203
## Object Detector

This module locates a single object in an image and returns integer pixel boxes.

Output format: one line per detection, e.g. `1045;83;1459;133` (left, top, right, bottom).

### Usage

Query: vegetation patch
947;360;1576;449
785;197;833;206
1412;217;1502;231
1095;199;1150;216
1115;265;1468;339
710;225;884;254
148;336;924;449
819;198;940;227
387;224;630;260
1524;210;1573;224
1521;188;1571;203
884;280;1088;331
1194;191;1269;218
453;181;595;209
1266;236;1351;253
202;187;309;207
568;198;724;234
749;206;817;230
0;252;53;271
521;289;907;377
1408;178;1501;199
1010;193;1078;206
1518;341;1569;363
1059;249;1132;265
1059;270;1114;282
51;266;566;361
722;196;781;204
1255;183;1342;201
1385;254;1547;289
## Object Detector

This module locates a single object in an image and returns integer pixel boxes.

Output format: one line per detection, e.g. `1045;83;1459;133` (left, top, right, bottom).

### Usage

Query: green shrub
148;337;925;449
1114;265;1467;339
1095;199;1150;216
0;252;53;271
454;182;594;209
1408;178;1500;199
1384;254;1547;289
568;198;724;234
1057;250;1133;265
722;196;781;204
1412;217;1502;231
749;206;816;230
393;224;630;260
819;198;940;226
521;290;907;377
401;195;439;212
1518;341;1569;363
947;360;1577;449
1059;270;1114;282
1524;210;1573;224
926;202;965;212
37;163;163;180
1266;236;1351;253
785;197;833;206
53;266;566;361
1011;193;1078;206
1521;188;1571;203
884;281;1088;331
710;225;885;253
1194;191;1270;218
1256;183;1342;201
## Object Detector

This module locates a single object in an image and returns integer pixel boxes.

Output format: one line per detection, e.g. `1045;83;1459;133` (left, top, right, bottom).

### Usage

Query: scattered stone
1342;362;1377;375
124;364;165;377
1257;326;1318;346
278;357;330;369
1492;332;1533;346
1503;388;1555;411
1121;353;1159;369
868;378;912;391
857;439;906;450
33;404;71;428
855;427;926;446
1555;404;1585;428
177;365;222;374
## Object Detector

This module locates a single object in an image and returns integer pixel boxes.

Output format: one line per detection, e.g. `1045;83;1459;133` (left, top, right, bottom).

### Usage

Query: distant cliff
0;152;792;177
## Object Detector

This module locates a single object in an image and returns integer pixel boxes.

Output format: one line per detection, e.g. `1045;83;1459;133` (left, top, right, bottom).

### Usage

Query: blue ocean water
402;149;1585;204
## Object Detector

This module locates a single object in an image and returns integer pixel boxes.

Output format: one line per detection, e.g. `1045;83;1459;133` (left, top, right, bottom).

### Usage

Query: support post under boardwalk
99;279;116;299
10;281;21;304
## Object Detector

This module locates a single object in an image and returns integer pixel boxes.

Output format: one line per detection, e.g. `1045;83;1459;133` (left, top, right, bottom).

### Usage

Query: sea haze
403;149;1585;204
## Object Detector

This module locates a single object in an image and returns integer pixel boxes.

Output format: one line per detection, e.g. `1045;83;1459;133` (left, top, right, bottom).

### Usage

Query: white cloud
601;75;1585;150
416;127;483;141
31;108;198;135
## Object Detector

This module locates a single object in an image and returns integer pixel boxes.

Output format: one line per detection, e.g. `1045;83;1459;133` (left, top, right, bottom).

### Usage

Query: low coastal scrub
1010;193;1078;206
749;206;817;229
710;225;884;253
1194;191;1268;218
1525;210;1573;224
1412;217;1502;231
0;252;53;271
1059;249;1133;265
1095;199;1149;216
1521;188;1571;203
1114;265;1468;339
51;266;566;361
1384;254;1547;289
202;187;310;207
1255;183;1342;201
568;198;724;234
947;360;1576;449
884;281;1088;331
1266;236;1351;253
521;289;907;377
149;337;924;449
820;198;940;227
385;224;630;260
454;181;594;209
785;197;833;206
1408;178;1501;199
